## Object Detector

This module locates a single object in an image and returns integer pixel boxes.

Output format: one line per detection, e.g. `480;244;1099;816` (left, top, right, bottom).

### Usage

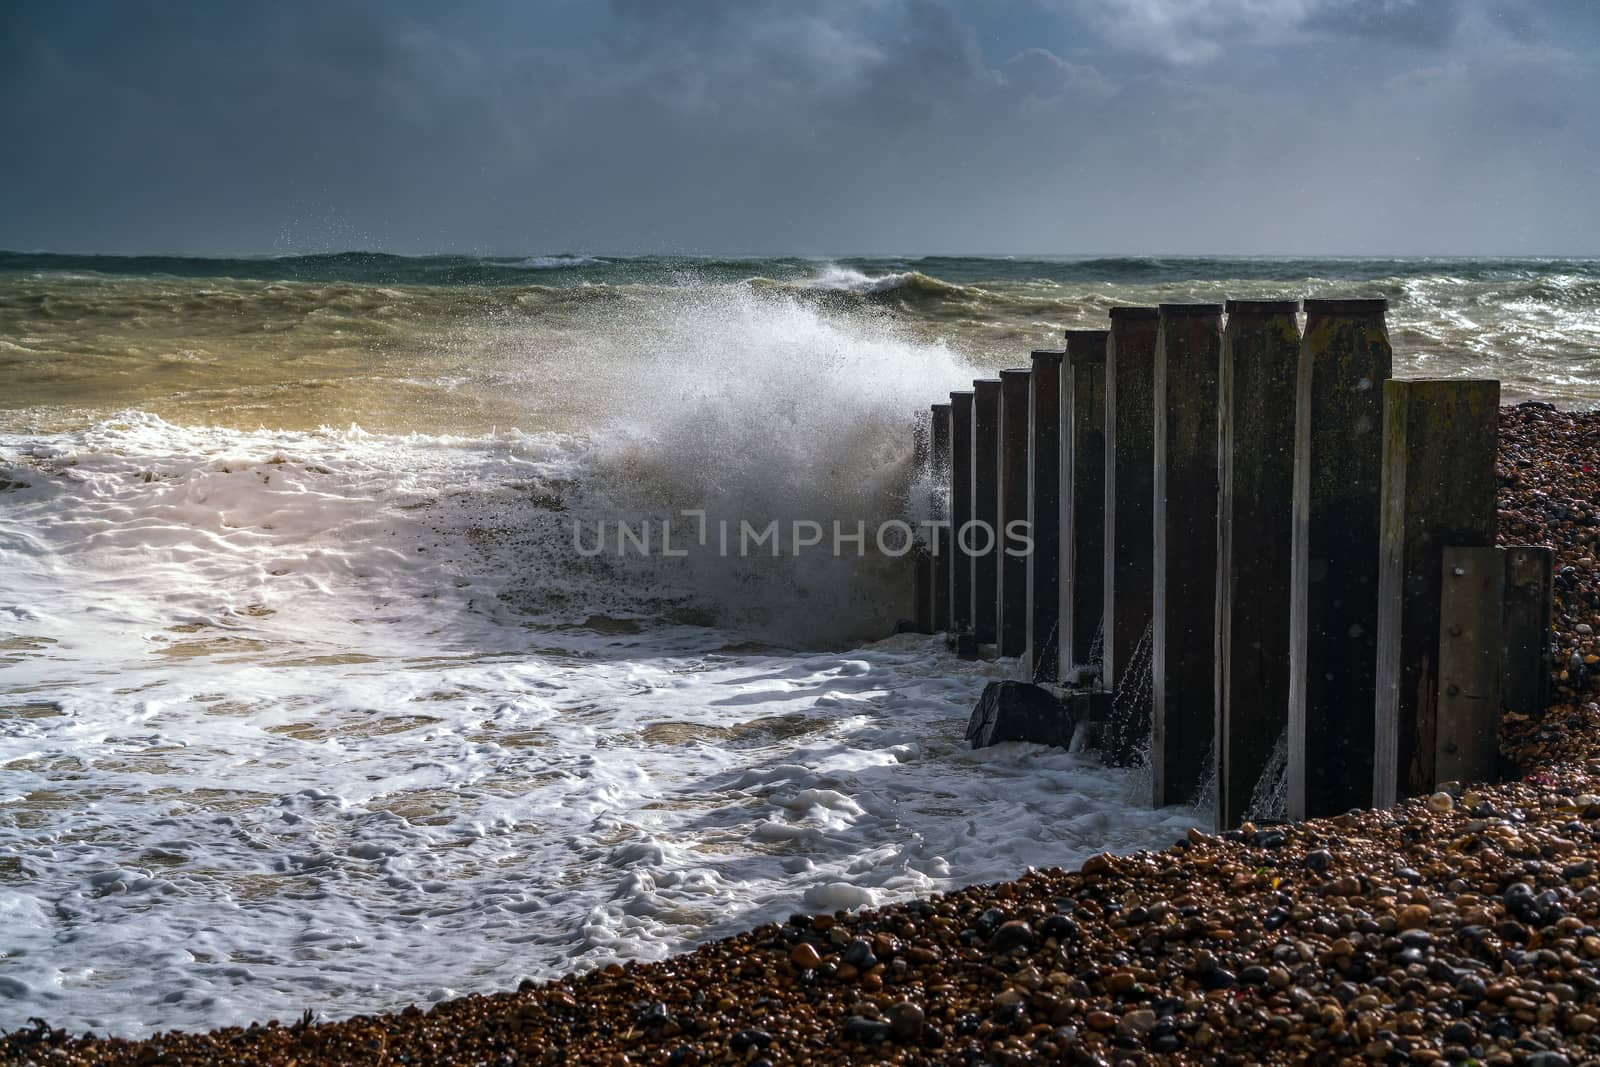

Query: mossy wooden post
1215;300;1301;828
1435;546;1505;788
949;391;975;636
1373;379;1500;806
911;409;933;633
1063;330;1108;681
1103;307;1160;766
1287;298;1392;820
997;369;1032;658
930;402;953;632
1502;546;1554;728
1152;304;1223;808
1026;350;1065;681
971;379;1002;647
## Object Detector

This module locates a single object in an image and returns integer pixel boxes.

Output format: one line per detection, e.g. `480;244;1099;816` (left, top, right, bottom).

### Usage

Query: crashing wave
515;255;606;269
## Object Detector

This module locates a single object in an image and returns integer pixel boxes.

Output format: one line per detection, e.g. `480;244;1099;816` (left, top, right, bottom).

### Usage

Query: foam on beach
0;414;1202;1036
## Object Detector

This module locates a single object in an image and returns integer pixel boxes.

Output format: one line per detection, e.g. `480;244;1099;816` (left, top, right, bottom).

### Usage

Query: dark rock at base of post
966;681;1075;749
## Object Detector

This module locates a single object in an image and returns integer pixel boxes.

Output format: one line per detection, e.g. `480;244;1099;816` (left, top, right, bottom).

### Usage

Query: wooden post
971;379;1002;647
1152;304;1223;808
1215;300;1301;829
1287;298;1393;820
1435;546;1505;787
1026;351;1065;682
948;391;974;636
911;409;933;634
1502;546;1554;723
930;403;953;632
997;369;1032;658
1063;330;1108;681
1373;378;1500;806
1103;307;1160;767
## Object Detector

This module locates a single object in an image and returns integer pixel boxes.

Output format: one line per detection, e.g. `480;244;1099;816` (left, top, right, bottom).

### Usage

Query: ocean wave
515;255;606;269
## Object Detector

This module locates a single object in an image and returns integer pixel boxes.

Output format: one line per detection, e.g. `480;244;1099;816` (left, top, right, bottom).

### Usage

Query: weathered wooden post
1215;300;1301;828
1287;298;1392;820
1103;307;1160;767
1063;330;1108;682
1502;546;1554;725
1152;304;1223;808
996;370;1032;658
1434;546;1505;788
911;410;933;633
1373;379;1500;806
930;402;953;632
971;379;1002;647
949;391;975;636
1026;350;1065;682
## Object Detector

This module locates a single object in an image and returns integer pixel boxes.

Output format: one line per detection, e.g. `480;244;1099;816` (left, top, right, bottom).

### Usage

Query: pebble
788;943;821;970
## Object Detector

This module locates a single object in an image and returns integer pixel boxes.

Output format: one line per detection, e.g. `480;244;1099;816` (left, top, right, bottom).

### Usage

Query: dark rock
842;1016;892;1043
1304;850;1333;873
1040;914;1078;940
730;1028;773;1052
841;940;878;971
991;920;1034;953
887;1001;925;1043
1524;1054;1570;1067
1200;967;1236;990
966;681;1074;749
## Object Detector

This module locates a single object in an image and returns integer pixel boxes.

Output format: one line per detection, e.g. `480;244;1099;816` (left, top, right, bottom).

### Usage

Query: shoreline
6;402;1600;1065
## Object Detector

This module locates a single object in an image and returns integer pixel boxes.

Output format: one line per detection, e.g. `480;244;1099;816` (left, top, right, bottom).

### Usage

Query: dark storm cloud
1;0;1596;255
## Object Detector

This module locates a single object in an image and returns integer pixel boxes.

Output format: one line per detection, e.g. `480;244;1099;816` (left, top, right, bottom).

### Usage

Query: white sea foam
515;255;605;269
798;264;919;295
0;414;1204;1037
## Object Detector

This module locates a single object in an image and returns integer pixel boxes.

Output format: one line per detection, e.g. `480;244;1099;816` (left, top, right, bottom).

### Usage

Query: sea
2;252;1597;1036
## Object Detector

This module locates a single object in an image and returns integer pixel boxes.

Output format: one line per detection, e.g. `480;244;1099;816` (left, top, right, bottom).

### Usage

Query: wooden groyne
921;297;1553;827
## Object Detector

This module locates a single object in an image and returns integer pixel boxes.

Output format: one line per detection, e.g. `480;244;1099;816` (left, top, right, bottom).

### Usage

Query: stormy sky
3;0;1597;256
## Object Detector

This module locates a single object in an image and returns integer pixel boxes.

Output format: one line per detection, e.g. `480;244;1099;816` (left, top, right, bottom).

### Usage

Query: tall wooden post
1103;307;1160;766
1152;304;1223;808
930;403;953;632
971;380;1002;646
949;391;974;635
911;409;933;633
1215;300;1301;828
997;369;1032;658
1026;350;1065;682
1287;298;1393;820
1063;330;1108;681
1373;379;1500;806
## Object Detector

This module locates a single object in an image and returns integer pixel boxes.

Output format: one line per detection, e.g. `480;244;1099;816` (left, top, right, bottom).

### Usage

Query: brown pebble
790;943;822;970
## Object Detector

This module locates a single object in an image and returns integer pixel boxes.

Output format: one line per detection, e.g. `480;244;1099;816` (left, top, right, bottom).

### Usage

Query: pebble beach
2;403;1597;1065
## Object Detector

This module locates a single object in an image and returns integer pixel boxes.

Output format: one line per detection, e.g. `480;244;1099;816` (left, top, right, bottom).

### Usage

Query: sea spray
565;284;977;645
